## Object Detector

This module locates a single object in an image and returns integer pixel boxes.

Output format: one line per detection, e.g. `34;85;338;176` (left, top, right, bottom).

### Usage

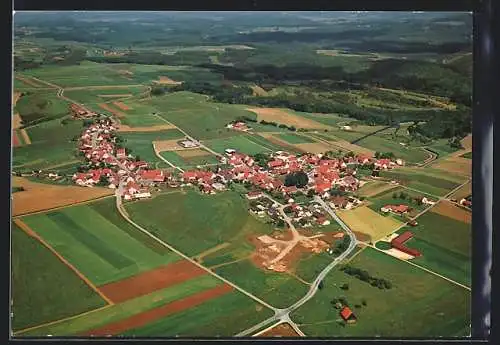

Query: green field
295;252;336;283
205;135;271;155
246;134;300;153
13;119;83;170
276;133;314;144
367;186;437;218
18;274;223;336
402;211;471;285
120;129;184;163
354;135;430;164
122;290;274;336
63;86;148;104
21;201;181;286
125;190;276;256
214;259;309;309
295;112;347;127
15;90;71;126
149;92;258;140
460;152;472;159
291;247;470;337
380;168;465;197
159;151;219;168
11;223;106;331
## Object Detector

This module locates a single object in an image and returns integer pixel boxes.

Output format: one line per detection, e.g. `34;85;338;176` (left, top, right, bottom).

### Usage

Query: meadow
353;135;430;164
63;86;148;104
21;201;181;286
276;133;315;144
11;223;106;331
205;135;272;155
159;151;219;169
120;129;185;163
291;247;471;337
125;190;276;257
15;90;70;126
294;252;336;283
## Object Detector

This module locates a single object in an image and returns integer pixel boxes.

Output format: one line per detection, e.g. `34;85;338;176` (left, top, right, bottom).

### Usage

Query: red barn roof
340;306;354;321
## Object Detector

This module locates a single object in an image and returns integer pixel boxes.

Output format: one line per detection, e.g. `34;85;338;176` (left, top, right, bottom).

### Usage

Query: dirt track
12;177;114;216
84;283;233;336
98;260;208;303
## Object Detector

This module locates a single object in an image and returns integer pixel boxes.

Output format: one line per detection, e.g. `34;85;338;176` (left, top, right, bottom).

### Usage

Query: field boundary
13;219;114;305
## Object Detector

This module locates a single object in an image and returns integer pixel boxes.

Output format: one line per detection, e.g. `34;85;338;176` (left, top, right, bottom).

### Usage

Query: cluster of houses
380;197;435;216
225;121;252;132
71;117;172;201
69;104;96;119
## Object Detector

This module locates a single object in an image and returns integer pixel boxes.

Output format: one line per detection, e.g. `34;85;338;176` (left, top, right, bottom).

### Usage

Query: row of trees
340;265;393;290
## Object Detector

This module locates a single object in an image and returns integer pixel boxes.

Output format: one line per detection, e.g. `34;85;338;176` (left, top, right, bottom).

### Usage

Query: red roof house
340;306;356;323
391;231;421;257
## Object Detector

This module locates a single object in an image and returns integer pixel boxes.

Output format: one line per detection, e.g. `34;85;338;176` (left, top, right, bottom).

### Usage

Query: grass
21;202;180;286
380;168;465;197
205;135;271;155
159;151;219;169
121;290;274;336
374;241;392;250
366;186;437;218
460;152;472;159
11;223;106;331
214;259;309;309
357;181;399;198
18;274;223;336
402;211;471;285
15;90;71;126
246;133;300;153
291;247;471;337
63;86;148;104
276;133;314;144
120;129;184;163
295;252;335;284
353;135;430;164
125;190;276;257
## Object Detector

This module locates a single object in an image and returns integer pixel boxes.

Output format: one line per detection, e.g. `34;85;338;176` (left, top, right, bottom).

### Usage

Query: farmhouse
179;139;199;148
226;121;251;132
374;159;396;170
390;231;422;257
340;306;357;324
139;169;166;183
380;204;409;215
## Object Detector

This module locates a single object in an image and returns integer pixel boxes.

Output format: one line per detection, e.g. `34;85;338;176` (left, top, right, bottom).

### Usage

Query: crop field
18;274;225;336
11;223;106;331
276;133;315;144
15;90;71;125
353;136;430;164
357;181;399;198
431;200;471;224
120;129;184;163
401;211;471;285
295;112;347;127
214;259;309;309
159;150;219;168
245;107;331;130
291;247;470;337
380;168;466;197
366;186;437;218
450;181;471;200
21;201;181;286
337;206;404;243
63;86;148;104
205;135;271;155
120;290;274;336
244;133;296;152
125;190;276;257
431;156;471;177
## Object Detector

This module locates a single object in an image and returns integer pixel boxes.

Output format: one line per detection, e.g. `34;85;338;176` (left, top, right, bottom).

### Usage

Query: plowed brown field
113;101;131;111
12;177;114;216
84;284;233;336
98;260;207;303
431;200;471;224
260;323;300;337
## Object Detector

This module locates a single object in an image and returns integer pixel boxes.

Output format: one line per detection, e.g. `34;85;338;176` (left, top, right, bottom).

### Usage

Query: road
152;143;185;173
236;196;358;337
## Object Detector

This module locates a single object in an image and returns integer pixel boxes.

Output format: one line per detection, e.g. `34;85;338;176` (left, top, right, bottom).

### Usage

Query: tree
399;192;406;200
340;283;349;290
318;280;324;290
284;171;308;188
97;175;108;187
361;298;367;306
392;192;398;199
277;219;285;227
307;189;315;197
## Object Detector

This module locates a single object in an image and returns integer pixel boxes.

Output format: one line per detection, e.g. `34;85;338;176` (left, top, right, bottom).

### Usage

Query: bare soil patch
98;260;207;304
246;107;330;130
154;139;186;152
260;322;300;337
12;177;114;216
98;103;125;118
112;101;131;111
384;248;415;260
13;91;21;105
84;283;233;336
176;149;212;158
117;123;176;132
257;133;306;153
461;134;472;150
155;76;182;85
430;200;471;224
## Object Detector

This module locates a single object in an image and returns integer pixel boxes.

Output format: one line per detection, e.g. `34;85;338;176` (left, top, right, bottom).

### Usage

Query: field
294;252;336;283
431;156;471;177
402;210;471;285
353;135;431;164
380;167;466;197
20;200;181;286
337;206;404;242
120;129;185;163
15;90;71;126
460;152;472;159
366;186;437;218
205;135;272;155
11;177;114;216
276;133;314;144
357;181;399;198
159;150;219;168
260;322;300;337
11;223;106;331
451;181;471;200
291;247;471;337
63;86;148;104
125;190;276;257
245;107;331;130
430;200;471;224
120;290;274;336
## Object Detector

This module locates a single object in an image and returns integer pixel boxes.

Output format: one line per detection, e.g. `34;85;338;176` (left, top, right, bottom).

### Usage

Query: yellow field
293;142;332;154
250;85;268;96
176;149;212;158
337;206;404;242
245;107;330;130
153;139;186;152
358;181;399;197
